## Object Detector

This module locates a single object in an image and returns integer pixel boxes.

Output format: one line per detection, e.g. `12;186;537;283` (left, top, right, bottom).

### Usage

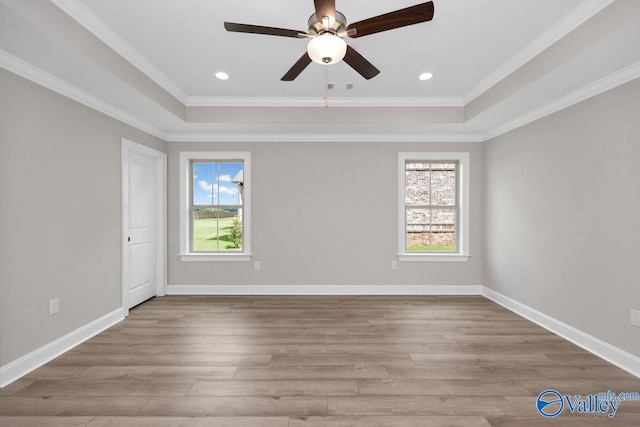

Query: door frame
121;138;167;314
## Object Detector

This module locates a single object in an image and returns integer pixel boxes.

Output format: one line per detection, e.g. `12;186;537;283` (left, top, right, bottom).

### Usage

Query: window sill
179;253;252;262
398;253;470;262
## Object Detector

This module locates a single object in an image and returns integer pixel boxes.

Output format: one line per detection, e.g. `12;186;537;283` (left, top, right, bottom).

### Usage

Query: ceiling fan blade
314;0;336;25
281;53;313;81
343;45;380;80
346;2;434;38
224;22;304;38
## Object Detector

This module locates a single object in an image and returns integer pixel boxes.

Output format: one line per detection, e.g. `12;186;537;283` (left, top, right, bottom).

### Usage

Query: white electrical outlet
631;309;640;328
49;298;59;315
254;261;261;270
391;261;398;270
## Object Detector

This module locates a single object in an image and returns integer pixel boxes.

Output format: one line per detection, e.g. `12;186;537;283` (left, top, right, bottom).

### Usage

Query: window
179;152;250;261
398;152;469;262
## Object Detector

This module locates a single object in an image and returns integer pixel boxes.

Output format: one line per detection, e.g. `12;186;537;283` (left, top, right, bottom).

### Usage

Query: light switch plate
631;309;640;328
49;298;59;315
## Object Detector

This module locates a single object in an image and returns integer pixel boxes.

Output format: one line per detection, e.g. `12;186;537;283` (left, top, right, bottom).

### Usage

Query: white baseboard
167;284;484;296
0;308;125;388
482;287;640;379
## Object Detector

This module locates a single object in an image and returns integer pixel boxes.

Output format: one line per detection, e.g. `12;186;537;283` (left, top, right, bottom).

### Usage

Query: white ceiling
77;0;583;98
1;0;639;141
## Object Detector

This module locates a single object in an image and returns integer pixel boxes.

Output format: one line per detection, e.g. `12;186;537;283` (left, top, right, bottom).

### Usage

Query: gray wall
167;141;483;287
0;69;166;365
483;77;640;357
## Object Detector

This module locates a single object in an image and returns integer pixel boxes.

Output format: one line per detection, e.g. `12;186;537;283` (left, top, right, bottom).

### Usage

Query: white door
122;140;166;310
127;151;157;307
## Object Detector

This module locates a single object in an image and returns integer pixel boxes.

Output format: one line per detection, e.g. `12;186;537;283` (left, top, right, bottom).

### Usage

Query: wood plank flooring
1;295;639;426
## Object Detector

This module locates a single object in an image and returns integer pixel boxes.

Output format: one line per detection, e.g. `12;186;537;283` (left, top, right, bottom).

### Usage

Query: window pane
405;163;430;205
193;162;214;205
192;208;242;252
406;207;430;252
218;162;243;206
406;207;456;252
193;161;244;207
430;208;456;252
431;163;456;206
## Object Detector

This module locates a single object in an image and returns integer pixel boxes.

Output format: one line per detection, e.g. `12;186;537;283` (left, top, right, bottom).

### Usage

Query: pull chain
323;65;329;108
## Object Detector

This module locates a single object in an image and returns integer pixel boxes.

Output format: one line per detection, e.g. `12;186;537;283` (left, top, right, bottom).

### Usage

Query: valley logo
536;389;640;418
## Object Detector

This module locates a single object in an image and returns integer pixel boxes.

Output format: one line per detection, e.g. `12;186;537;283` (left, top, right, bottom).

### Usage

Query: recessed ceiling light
419;72;433;81
215;71;229;80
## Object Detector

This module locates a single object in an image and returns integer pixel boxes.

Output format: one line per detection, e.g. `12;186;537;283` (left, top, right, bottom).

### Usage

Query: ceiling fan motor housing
307;11;347;35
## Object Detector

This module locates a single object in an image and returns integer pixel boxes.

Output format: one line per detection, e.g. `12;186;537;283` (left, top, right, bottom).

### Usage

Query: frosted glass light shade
307;34;347;65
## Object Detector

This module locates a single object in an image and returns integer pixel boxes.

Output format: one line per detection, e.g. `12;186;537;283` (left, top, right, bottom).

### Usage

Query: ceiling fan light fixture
307;33;347;65
215;71;230;80
419;72;433;81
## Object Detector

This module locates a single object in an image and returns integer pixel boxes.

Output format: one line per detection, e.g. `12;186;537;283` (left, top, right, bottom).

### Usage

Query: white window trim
398;152;470;262
179;151;251;262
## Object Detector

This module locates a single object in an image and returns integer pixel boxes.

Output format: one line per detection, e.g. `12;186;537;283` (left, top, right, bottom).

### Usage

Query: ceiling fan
224;1;435;81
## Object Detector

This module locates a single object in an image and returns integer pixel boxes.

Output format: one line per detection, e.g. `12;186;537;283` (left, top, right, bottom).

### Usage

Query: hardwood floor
1;295;639;426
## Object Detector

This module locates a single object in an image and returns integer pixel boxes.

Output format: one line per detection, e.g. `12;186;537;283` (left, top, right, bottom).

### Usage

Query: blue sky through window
193;162;243;206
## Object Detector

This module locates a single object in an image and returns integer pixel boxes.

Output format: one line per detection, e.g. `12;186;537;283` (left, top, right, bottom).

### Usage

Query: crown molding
33;0;621;143
166;133;483;143
5;43;635;145
462;0;617;104
0;49;167;140
50;0;189;104
186;96;465;108
484;60;640;141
